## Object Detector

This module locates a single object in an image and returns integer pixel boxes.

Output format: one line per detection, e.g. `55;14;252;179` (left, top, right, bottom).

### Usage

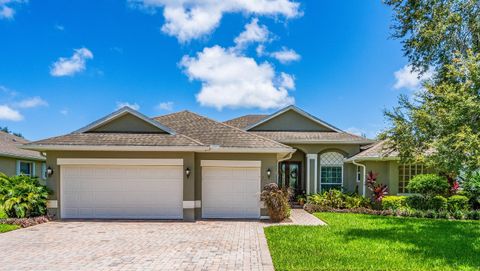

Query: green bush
260;183;292;222
447;195;470;212
0;174;49;218
406;174;449;198
428;195;448;211
307;190;370;209
406;195;427;210
382;196;407;210
463;173;480;209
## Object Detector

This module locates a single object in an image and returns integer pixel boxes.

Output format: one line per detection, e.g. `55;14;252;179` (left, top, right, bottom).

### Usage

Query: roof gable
246;106;342;132
76;107;174;134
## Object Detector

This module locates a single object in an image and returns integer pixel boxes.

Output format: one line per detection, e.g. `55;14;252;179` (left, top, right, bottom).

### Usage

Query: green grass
0;224;18;233
265;212;480;271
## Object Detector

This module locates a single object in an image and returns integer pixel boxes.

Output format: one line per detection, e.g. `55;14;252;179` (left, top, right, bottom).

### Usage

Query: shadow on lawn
339;215;480;269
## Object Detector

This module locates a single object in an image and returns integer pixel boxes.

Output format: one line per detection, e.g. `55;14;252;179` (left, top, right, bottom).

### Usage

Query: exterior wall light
185;167;191;178
267;168;272;179
46;167;54;177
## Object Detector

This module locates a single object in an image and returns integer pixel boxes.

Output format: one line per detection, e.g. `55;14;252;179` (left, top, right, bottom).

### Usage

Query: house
23;105;426;221
0;131;46;179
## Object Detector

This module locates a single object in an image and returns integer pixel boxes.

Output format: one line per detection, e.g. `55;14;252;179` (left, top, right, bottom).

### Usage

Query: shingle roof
250;131;374;144
27;133;204;147
346;140;398;161
223;115;268;129
0;131;45;160
154;111;292;149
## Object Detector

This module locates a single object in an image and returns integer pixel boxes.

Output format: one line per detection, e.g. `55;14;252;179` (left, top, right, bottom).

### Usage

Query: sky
0;0;428;140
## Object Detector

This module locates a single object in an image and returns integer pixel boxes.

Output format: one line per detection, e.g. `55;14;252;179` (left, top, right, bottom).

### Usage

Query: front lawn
265;212;480;271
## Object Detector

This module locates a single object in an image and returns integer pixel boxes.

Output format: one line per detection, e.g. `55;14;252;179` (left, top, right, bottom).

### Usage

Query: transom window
320;152;344;192
398;164;430;193
18;161;33;176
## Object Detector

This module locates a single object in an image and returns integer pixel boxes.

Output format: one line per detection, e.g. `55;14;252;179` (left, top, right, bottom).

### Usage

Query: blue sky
0;0;423;140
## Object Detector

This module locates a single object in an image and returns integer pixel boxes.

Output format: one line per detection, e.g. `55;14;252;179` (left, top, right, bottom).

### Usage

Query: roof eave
279;140;375;145
345;156;400;162
0;152;46;161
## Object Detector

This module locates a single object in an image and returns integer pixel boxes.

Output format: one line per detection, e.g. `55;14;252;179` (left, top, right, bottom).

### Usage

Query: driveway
0;220;274;271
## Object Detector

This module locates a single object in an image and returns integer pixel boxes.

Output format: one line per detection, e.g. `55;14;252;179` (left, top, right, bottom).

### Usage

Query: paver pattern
0;209;323;271
0;220;273;271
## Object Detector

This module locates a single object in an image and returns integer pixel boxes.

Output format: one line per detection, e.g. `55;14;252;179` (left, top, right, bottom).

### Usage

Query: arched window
319;152;344;192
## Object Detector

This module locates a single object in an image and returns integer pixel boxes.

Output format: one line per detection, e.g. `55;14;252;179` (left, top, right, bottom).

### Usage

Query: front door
279;161;301;195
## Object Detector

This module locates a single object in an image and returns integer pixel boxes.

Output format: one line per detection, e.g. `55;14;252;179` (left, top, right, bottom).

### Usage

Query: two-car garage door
60;159;183;219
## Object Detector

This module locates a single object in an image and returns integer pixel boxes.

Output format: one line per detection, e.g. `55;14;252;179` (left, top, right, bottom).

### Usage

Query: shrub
465;210;480;220
260;183;292;222
452;210;465;220
0;174;49;218
344;194;371;209
463;173;480;209
307;190;370;209
437;210;450;219
406;195;427;210
406;174;449;198
447;195;470;212
428;195;448;211
382;196;407;210
424;210;437;219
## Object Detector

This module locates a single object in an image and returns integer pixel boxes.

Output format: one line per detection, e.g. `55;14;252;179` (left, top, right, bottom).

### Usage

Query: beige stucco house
0;131;46;179
23;105;425;221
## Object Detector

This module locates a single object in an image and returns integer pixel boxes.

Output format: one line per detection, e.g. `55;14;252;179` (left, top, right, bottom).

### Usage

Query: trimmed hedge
382;196;407;210
447;195;470;212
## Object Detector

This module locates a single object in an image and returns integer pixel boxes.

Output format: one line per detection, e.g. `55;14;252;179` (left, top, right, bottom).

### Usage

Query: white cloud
16;97;48;108
60;109;68;116
116;102;140;110
180;45;294;110
0;105;23;121
234;18;270;50
156;101;174;111
129;0;301;42
50;47;93;77
256;44;266;56
54;24;65;31
279;72;295;89
393;65;433;90
270;47;301;64
0;0;26;20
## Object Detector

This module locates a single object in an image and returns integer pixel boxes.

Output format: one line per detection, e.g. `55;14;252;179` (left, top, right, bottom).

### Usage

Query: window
398;164;430;193
356;166;362;183
17;161;34;176
41;163;47;179
320;152;344;192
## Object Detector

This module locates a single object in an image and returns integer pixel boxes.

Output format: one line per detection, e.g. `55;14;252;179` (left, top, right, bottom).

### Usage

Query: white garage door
202;160;261;219
61;163;183;219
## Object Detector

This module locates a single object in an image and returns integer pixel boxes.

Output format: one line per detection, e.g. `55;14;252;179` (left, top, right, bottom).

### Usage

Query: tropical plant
428;195;448;211
295;194;306;206
260;183;292;222
447;195;470;213
366;171;388;202
406;174;449;198
0;174;49;218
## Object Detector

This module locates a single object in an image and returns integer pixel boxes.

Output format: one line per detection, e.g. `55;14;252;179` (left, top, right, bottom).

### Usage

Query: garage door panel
61;165;183;219
202;165;260;219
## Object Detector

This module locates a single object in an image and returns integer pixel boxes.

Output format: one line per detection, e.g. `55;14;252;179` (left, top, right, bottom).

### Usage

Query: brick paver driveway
0;220;274;271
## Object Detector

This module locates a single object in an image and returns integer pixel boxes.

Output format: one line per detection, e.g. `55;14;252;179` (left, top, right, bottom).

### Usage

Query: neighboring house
0;131;46;179
23;105;424;221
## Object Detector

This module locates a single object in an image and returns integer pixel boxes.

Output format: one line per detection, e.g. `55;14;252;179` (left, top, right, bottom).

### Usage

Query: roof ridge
170;110;291;149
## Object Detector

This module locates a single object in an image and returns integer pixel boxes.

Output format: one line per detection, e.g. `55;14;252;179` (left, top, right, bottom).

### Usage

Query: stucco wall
91;114;168;133
0;156;44;181
250;110;335;132
362;160;400;196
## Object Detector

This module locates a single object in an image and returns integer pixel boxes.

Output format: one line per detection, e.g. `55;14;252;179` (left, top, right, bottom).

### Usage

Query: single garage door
201;160;261;219
60;159;183;219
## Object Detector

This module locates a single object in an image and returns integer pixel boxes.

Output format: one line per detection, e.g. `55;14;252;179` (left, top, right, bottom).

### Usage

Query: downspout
352;160;367;197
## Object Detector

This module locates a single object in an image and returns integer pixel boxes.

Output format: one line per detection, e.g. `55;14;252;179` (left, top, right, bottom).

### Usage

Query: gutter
352;160;367;197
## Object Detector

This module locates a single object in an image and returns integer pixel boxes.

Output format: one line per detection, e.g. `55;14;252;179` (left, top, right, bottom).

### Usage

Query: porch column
306;154;318;194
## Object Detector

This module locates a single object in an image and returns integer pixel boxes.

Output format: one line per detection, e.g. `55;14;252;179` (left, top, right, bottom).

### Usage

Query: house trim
201;160;261;167
57;158;184;166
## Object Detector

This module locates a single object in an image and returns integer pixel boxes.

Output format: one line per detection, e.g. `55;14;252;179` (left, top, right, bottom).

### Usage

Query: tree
0;126;23;138
383;0;480;177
